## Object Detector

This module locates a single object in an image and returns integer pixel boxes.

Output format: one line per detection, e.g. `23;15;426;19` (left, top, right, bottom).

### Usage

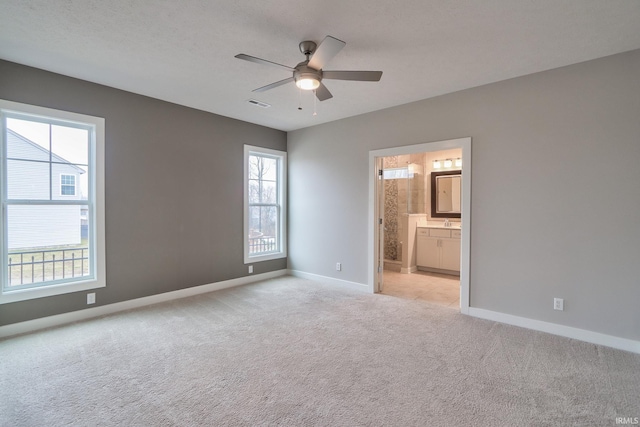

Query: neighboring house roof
6;128;86;174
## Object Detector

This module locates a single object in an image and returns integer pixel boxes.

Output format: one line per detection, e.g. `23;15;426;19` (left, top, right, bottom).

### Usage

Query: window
0;99;105;304
60;174;76;196
244;145;286;263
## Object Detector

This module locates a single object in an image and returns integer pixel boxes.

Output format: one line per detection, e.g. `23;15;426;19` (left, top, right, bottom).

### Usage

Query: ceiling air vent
247;99;271;108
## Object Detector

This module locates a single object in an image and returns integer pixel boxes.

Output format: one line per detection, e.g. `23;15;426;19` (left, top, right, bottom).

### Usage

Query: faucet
444;218;450;227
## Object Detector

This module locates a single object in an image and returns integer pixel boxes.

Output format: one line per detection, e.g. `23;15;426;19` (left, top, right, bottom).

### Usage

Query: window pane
51;125;89;166
260;180;277;203
249;155;277;181
248;179;260;204
260;157;277;181
248;155;260;180
61;185;75;196
6;205;90;288
6;118;50;162
5;122;89;202
248;179;277;204
6;159;50;200
248;206;278;254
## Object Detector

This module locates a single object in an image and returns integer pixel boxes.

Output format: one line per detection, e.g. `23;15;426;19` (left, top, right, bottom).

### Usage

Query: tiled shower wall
383;154;426;261
383;156;399;260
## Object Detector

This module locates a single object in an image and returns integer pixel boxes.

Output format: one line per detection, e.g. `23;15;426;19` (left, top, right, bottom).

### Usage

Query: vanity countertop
417;222;461;230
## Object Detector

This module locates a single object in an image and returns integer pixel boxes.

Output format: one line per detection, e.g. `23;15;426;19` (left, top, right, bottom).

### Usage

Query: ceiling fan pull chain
298;87;302;110
313;91;318;116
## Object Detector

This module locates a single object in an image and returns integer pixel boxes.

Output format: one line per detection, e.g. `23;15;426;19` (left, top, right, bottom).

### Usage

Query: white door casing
368;137;471;313
375;157;384;292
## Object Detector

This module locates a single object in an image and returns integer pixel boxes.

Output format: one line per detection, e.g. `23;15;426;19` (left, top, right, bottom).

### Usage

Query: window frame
0;99;106;304
243;145;287;264
60;173;77;196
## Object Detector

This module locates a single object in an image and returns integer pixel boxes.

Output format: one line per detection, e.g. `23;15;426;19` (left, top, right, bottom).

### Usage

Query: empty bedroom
1;1;640;426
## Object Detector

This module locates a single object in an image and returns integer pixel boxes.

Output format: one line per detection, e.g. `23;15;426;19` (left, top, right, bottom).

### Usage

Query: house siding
7;205;81;249
5;129;83;249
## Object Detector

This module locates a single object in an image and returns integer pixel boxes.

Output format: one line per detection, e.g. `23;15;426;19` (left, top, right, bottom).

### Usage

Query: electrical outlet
553;298;564;311
87;293;96;305
336;262;342;271
248;265;253;274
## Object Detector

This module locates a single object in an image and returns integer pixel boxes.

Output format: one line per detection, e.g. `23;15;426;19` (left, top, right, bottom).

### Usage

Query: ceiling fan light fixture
295;76;320;90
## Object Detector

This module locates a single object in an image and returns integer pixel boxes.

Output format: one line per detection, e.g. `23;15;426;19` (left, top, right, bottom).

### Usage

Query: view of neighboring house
6;128;86;249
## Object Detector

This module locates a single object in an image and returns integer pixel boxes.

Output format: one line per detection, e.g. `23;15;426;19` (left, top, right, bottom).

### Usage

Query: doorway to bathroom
368;137;471;313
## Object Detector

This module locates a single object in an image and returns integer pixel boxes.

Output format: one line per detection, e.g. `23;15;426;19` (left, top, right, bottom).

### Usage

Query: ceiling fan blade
315;82;333;101
308;36;346;70
322;70;383;81
253;77;295;92
235;54;295;72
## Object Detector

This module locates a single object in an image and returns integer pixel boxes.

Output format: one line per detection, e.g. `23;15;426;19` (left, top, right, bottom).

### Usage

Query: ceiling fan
235;35;382;101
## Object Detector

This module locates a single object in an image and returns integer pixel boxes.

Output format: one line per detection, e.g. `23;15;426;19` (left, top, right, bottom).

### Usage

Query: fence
248;236;276;254
8;247;89;287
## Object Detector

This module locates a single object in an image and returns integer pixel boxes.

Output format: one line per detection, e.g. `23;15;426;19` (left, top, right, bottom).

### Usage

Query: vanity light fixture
433;158;462;169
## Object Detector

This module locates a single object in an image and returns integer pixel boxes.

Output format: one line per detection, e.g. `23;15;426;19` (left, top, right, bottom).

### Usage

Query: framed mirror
430;170;462;218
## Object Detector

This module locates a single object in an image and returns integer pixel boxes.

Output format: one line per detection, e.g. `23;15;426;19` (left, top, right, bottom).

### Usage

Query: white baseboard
0;269;288;339
288;269;368;291
468;307;640;355
400;266;418;274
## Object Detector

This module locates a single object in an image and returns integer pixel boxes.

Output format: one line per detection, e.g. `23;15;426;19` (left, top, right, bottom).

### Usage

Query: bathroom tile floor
382;270;460;308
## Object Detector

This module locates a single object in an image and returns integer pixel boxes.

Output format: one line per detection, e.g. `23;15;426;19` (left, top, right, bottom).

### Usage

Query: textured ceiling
2;1;640;131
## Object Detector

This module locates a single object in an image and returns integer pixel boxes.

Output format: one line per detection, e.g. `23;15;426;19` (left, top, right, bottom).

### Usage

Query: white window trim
0;99;106;304
60;173;76;196
243;145;287;264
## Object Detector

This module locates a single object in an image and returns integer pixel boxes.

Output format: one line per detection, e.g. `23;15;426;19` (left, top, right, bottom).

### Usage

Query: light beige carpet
1;276;639;426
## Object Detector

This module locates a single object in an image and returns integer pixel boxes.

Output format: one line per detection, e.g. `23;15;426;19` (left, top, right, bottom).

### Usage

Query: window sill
244;252;287;264
0;278;105;304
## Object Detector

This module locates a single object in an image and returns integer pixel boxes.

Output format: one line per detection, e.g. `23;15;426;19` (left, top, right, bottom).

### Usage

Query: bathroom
382;148;462;306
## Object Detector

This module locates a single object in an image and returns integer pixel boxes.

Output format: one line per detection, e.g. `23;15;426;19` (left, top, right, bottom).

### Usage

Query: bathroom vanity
416;225;461;275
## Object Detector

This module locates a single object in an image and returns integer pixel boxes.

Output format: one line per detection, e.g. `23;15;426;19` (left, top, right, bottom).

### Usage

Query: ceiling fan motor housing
294;63;322;88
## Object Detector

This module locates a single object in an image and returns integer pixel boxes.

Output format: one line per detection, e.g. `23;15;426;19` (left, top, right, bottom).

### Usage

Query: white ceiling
2;1;640;132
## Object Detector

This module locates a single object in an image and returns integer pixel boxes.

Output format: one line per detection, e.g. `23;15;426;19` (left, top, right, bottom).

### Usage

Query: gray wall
0;60;287;326
288;49;640;341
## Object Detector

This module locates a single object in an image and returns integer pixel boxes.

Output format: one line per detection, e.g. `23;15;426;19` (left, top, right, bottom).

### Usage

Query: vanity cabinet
416;227;461;274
